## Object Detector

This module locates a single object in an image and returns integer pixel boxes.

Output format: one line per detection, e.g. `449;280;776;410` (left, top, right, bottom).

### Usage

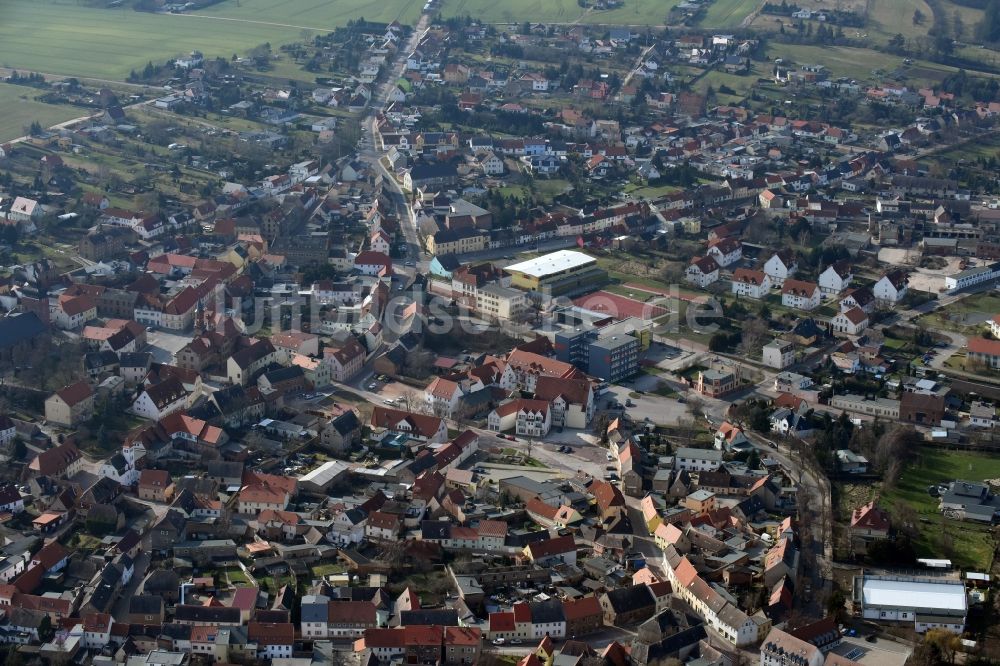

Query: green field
767;43;990;87
0;84;84;142
0;0;328;80
442;0;679;25
867;0;934;41
195;0;423;29
882;447;1000;570
697;0;758;29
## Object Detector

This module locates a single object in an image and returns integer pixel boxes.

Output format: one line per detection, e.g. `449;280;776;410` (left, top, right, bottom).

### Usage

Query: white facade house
762;339;794;370
731;269;771;299
832;307;868;336
129;380;188;421
819;261;853;295
673;447;723;472
874;270;909;305
780;280;821;311
763;251;797;286
707;238;742;267
686;256;720;288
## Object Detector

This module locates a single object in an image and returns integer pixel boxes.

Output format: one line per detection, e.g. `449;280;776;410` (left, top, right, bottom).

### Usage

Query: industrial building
853;575;967;633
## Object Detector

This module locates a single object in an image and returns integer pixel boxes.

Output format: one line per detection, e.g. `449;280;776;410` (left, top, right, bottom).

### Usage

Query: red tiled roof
562;595;602;620
55;380;93;407
489;611;515;632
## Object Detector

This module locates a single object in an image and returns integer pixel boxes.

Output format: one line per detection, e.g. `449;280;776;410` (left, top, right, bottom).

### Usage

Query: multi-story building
762;339;794;369
781;279;821;311
731;269;771;299
589;334;639;383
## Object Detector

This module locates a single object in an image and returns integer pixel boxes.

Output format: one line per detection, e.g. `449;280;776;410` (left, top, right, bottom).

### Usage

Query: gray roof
675;447;723;462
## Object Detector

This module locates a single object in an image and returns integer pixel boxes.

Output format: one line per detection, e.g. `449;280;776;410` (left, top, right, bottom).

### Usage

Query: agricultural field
696;0;759;29
442;0;680;25
193;0;424;29
0;84;85;142
881;447;1000;570
0;0;320;81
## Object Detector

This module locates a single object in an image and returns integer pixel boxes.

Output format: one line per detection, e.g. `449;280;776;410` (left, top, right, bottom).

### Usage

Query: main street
359;15;432;282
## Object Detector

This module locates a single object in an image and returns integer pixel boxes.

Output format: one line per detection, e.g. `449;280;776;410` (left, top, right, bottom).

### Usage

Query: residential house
781;280;821;311
45;381;95;427
819;261;853;295
874;270;909;305
731;269;771;300
763;251;798;286
685;255;719;288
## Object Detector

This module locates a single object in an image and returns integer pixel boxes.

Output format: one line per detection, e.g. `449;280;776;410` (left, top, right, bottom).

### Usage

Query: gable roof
54;381;93;407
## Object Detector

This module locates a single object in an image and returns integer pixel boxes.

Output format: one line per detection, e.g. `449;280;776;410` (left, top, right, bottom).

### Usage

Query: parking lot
145;329;193;363
362;376;420;407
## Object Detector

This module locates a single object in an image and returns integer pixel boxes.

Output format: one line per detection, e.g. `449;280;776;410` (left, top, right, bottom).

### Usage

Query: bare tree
737;316;769;358
397;389;421;414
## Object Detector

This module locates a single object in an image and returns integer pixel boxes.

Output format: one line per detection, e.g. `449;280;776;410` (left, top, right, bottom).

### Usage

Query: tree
924;629;961;665
38;615;54;643
953;11;965;40
977;0;1000;42
825;588;847;621
913;8;925;25
737;316;769;358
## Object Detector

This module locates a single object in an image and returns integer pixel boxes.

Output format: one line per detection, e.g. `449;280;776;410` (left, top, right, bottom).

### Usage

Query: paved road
111;551;151;622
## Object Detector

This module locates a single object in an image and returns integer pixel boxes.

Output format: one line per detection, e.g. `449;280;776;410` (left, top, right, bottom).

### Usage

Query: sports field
0;0;339;81
573;291;670;320
0;84;85;143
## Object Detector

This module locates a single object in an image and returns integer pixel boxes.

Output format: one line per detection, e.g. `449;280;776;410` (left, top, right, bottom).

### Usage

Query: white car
493;638;505;646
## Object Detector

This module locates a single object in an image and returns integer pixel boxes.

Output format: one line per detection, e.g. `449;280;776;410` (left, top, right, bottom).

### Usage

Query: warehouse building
853;575;966;633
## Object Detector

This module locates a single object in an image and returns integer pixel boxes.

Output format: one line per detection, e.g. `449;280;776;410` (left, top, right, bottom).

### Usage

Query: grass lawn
312;563;348;577
881;447;1000;570
623;182;681;199
220;567;249;585
0;84;85;142
0;0;324;81
917;292;1000;333
442;0;679;25
498;179;571;204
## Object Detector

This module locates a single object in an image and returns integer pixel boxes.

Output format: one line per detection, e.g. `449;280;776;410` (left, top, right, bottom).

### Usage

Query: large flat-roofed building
853;575;967;633
504;250;607;296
